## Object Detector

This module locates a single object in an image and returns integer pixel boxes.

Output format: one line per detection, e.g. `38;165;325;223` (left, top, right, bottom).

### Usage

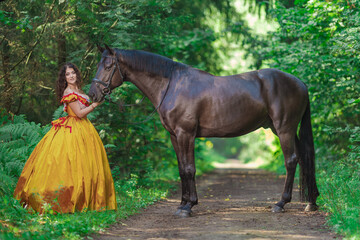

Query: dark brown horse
89;45;319;217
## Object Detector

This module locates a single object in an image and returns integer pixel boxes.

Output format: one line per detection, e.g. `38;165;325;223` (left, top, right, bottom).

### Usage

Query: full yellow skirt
14;108;117;213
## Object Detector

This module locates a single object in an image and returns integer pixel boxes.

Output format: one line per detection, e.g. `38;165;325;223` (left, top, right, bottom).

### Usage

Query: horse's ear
97;44;105;53
105;44;114;55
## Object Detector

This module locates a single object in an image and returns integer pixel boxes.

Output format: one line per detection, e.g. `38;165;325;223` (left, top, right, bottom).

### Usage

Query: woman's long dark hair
55;63;83;103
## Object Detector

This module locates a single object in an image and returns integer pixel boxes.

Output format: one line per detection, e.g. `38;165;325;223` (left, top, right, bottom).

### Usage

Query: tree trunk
2;39;12;112
57;33;66;69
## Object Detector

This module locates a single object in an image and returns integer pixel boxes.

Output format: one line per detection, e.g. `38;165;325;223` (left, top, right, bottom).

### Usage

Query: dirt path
94;160;339;240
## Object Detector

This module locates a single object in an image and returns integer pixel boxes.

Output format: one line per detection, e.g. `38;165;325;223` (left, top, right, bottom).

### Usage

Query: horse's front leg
171;132;197;217
170;135;188;209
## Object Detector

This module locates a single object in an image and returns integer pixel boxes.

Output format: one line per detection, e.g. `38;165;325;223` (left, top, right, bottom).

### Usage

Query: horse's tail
297;100;319;203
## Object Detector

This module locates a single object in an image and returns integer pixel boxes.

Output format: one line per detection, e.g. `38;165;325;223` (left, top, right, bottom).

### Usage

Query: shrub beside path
93;159;339;240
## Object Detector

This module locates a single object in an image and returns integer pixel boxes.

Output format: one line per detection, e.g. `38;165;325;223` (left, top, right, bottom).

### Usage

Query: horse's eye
105;66;111;71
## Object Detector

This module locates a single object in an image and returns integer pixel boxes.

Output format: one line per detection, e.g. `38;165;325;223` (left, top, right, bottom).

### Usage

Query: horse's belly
197;110;270;138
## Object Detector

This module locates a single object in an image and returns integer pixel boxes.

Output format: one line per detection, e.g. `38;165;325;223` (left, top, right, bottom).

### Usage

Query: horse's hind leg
272;131;299;213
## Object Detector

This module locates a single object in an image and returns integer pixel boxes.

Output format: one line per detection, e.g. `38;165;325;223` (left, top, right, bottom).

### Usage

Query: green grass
317;161;360;239
0;177;176;240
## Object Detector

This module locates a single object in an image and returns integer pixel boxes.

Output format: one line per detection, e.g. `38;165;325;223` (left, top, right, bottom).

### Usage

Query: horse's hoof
305;204;318;212
179;209;192;218
174;209;192;218
272;205;285;213
174;208;182;216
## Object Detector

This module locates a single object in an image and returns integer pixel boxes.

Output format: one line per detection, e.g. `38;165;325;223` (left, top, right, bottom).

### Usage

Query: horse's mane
117;49;188;78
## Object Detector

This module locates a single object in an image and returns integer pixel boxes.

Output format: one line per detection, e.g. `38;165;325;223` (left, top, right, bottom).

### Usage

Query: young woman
14;63;117;213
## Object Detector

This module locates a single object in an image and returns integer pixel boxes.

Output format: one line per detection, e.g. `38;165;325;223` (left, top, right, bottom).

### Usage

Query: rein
92;55;171;125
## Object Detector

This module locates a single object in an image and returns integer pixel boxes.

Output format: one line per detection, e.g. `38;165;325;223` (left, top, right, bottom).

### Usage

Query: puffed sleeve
61;92;90;106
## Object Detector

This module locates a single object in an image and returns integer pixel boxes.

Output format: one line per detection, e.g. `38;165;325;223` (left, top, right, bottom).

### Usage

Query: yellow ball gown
13;92;117;213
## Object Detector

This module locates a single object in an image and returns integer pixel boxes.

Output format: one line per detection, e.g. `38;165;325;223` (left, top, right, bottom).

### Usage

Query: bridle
92;55;124;97
91;54;172;125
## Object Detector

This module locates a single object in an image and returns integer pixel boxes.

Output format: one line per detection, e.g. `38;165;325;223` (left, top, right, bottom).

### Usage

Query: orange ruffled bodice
14;93;117;213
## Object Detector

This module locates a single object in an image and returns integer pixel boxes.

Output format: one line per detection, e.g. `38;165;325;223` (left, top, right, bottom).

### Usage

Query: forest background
0;0;359;239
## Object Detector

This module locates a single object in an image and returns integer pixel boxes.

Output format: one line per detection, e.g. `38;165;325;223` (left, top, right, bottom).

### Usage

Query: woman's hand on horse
92;102;102;108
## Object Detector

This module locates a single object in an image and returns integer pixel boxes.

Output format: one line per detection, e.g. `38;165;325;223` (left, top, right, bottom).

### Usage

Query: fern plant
0;115;49;196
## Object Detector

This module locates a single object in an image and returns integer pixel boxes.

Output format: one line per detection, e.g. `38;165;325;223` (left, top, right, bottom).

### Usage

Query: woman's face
65;67;77;86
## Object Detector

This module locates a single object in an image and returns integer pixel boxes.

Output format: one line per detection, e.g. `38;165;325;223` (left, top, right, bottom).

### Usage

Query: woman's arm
68;101;100;118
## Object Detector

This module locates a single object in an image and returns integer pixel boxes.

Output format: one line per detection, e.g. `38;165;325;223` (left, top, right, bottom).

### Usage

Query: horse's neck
126;73;169;108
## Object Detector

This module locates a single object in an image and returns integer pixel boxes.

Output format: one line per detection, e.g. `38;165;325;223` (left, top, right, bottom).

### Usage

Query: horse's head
89;45;125;102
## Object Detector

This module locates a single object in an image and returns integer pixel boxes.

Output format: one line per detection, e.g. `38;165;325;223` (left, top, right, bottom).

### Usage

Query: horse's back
257;68;308;96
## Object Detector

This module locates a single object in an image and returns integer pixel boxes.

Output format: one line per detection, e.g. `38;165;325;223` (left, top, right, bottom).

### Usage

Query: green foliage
318;161;360;238
211;130;275;167
211;137;245;158
262;0;360;238
237;130;274;164
261;137;286;175
0;114;49;196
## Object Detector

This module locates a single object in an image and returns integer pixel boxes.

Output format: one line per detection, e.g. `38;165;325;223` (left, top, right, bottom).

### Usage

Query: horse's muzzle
88;83;105;103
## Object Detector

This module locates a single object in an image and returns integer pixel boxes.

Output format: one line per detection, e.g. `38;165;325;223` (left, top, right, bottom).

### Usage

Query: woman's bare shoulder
63;88;74;96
